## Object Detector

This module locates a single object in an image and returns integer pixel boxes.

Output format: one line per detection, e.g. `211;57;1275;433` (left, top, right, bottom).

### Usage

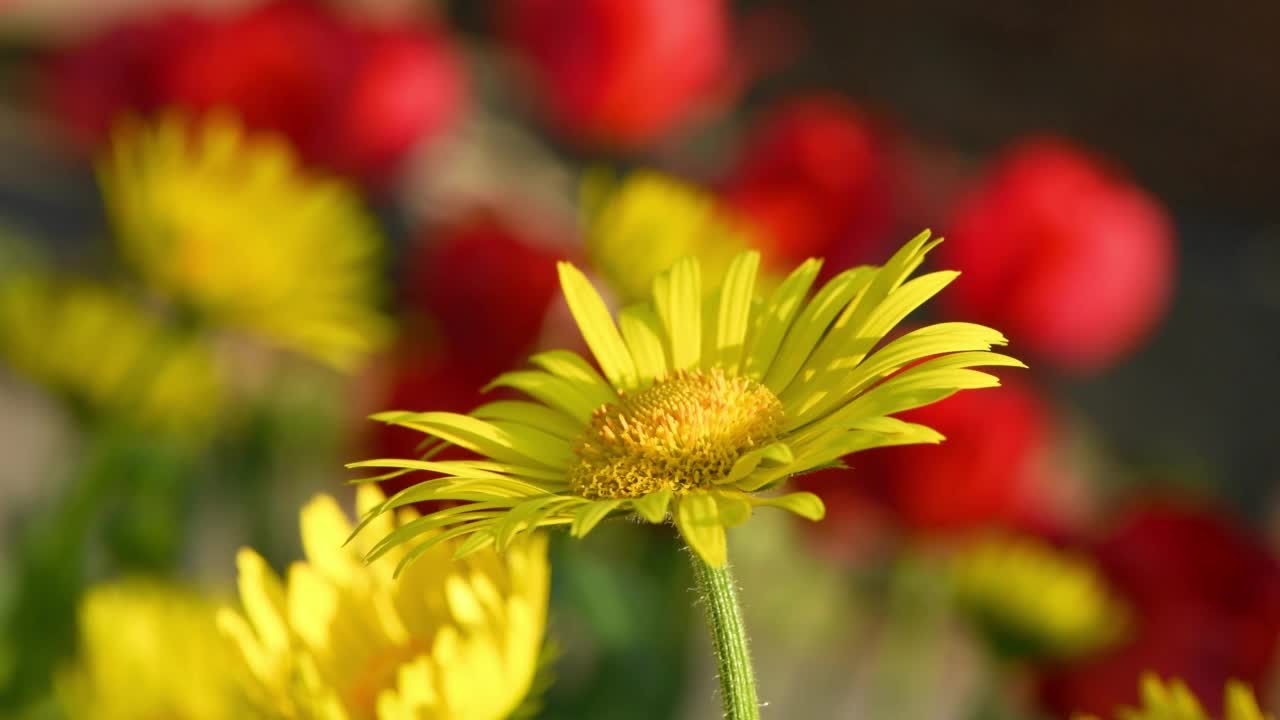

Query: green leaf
675;493;727;567
558;261;637;388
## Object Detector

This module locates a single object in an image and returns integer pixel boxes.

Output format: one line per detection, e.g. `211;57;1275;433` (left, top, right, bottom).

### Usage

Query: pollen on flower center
569;368;785;500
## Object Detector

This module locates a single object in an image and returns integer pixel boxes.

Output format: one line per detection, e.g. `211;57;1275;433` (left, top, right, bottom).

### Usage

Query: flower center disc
569;368;785;499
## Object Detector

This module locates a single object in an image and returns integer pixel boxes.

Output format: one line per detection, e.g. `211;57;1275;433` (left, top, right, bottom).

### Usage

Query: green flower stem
687;545;760;720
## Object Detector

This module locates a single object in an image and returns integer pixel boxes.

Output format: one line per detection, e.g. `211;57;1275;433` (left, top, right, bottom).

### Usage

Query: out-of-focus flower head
1078;674;1274;720
1038;503;1280;718
938;137;1175;374
722;94;894;272
795;373;1063;540
57;579;245;719
500;0;729;148
100;113;391;371
0;272;222;435
409;209;565;377
45;0;466;186
584;171;755;303
951;533;1127;662
354;230;1022;569
219;485;550;719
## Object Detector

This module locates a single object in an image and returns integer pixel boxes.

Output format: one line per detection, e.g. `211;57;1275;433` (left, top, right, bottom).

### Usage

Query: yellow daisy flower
57;579;246;719
354;230;1023;569
584;171;756;303
99;113;391;370
951;533;1126;660
218;485;549;720
0;273;222;434
1077;674;1274;720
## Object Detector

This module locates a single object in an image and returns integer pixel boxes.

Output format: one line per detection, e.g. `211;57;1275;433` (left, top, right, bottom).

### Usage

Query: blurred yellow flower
355;231;1021;569
584;171;756;302
1077;674;1274;720
0;273;222;434
219;485;550;719
952;533;1127;660
100;113;391;370
58;579;246;719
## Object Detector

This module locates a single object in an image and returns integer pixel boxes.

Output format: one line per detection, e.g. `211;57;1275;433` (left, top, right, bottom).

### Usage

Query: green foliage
539;524;693;720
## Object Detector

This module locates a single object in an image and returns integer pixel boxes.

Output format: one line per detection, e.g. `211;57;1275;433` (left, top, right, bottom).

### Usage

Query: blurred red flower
938;137;1175;374
360;346;492;510
44;10;211;149
332;24;465;183
364;347;491;462
721;95;894;273
365;210;565;508
795;374;1064;546
407;210;565;379
500;0;729;147
1037;502;1280;718
46;0;465;186
164;0;355;160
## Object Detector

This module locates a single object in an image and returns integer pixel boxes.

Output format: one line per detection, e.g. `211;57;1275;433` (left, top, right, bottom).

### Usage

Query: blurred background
0;0;1277;718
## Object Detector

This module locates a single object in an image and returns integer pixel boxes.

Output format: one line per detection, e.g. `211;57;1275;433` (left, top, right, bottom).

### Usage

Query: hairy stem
687;545;761;719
